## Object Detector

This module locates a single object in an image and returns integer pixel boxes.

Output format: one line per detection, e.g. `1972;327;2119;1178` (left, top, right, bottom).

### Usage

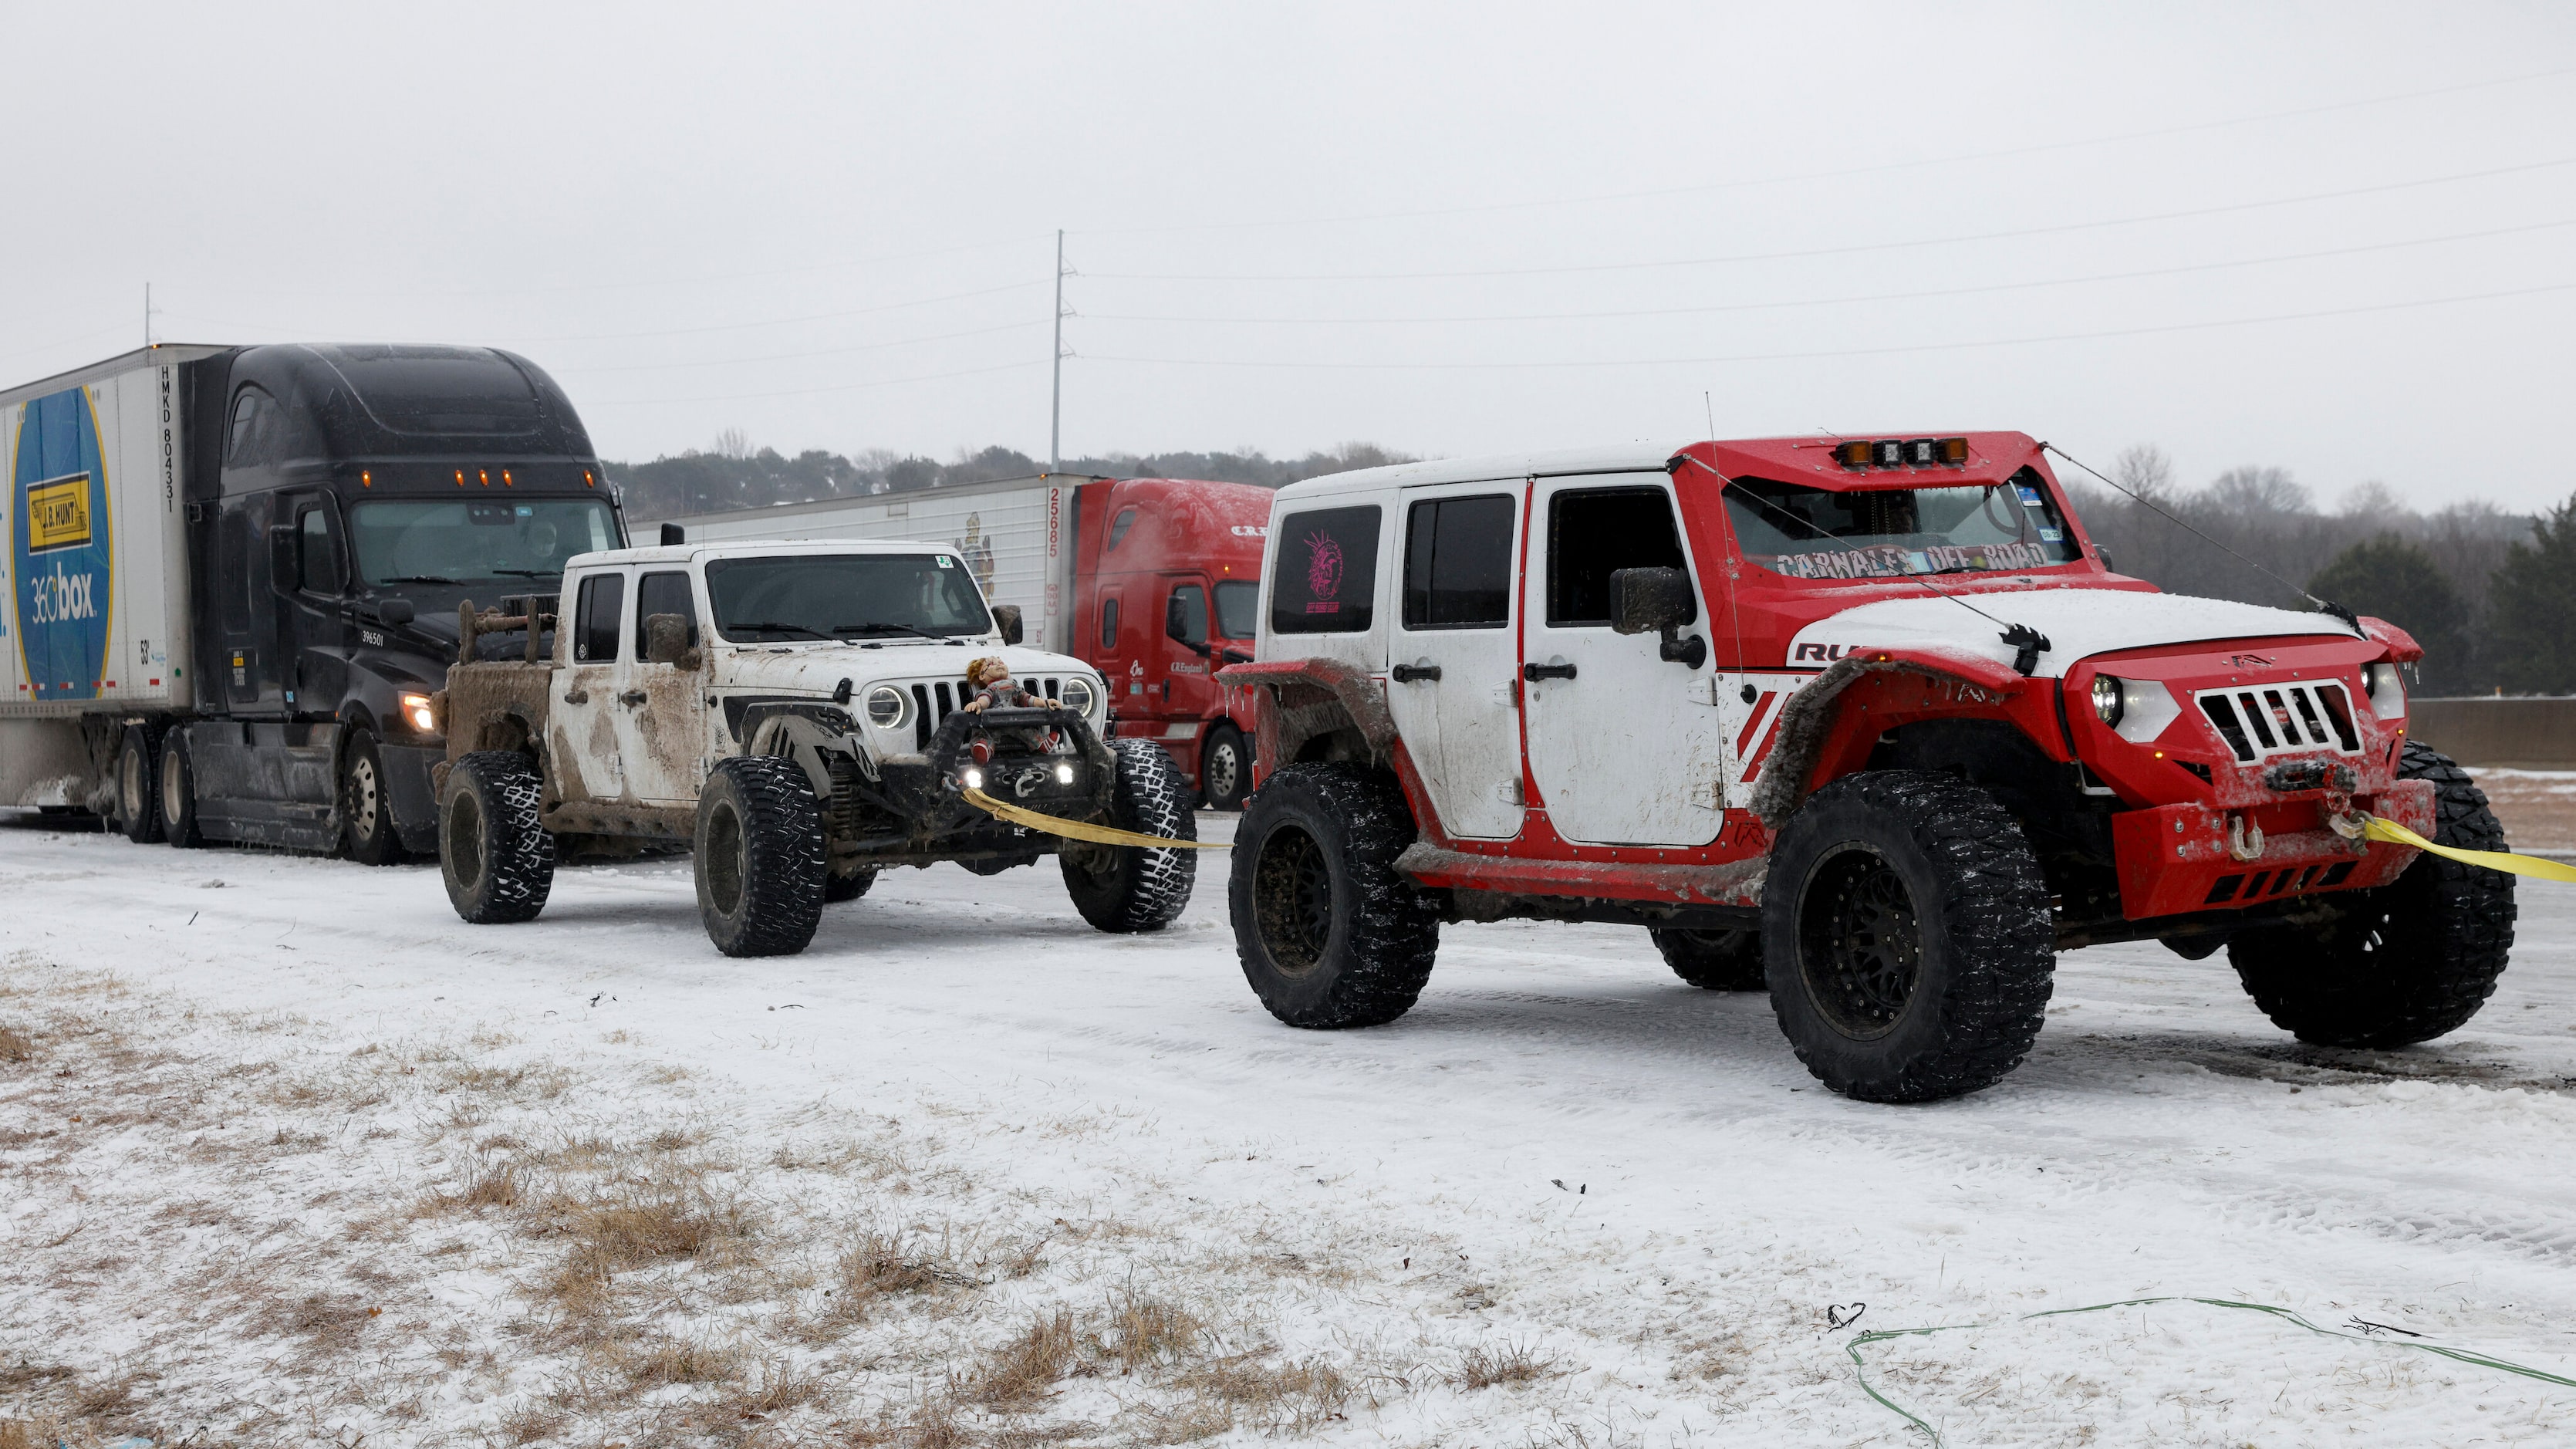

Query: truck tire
441;752;555;924
1762;771;2055;1103
340;728;405;866
825;867;877;904
1062;738;1198;932
1653;926;1766;991
117;724;164;845
159;731;204;849
1230;762;1440;1028
695;755;826;957
1200;723;1251;811
2227;741;2517;1047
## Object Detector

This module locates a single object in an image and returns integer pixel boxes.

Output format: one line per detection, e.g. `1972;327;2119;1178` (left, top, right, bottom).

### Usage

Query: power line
1082;279;2576;372
583;358;1045;408
1079;218;2576;327
1085;157;2576;283
1070;65;2576;238
548;319;1047;375
202;232;1055;301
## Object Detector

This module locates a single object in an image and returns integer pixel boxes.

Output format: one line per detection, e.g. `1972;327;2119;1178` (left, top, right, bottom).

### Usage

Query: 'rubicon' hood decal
1787;587;2351;679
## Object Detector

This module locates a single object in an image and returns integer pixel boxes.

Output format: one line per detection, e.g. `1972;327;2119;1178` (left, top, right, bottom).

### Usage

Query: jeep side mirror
643;613;699;669
1609;566;1708;669
375;598;416;626
991;604;1024;645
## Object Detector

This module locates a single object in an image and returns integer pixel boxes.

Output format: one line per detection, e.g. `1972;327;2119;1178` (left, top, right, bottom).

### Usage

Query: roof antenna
2042;441;2366;638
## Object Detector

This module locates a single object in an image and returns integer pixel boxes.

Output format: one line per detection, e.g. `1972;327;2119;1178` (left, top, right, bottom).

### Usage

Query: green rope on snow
1845;1294;2576;1445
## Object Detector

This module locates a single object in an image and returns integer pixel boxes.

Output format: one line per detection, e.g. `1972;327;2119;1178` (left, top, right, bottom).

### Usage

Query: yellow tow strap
2361;815;2576;883
961;786;1229;849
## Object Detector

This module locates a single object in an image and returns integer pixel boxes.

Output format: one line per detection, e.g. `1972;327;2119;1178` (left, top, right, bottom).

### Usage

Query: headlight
961;766;984;791
400;691;438;735
1061;676;1098;714
2362;662;2406;720
2090;674;2124;727
865;685;908;728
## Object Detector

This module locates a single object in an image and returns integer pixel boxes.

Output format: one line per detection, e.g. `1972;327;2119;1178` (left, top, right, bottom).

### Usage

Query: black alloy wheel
1251;824;1335;974
1796;846;1923;1039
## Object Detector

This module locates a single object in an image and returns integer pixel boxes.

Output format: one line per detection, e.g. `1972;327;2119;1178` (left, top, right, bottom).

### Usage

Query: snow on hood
1789;586;2358;679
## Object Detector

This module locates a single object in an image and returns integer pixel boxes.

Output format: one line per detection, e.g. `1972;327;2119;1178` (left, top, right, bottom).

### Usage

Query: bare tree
715;427;752;461
2111;444;2174;503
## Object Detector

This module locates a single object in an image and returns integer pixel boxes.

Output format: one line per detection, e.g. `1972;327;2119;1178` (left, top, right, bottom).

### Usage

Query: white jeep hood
1788;586;2355;679
717;643;1094;695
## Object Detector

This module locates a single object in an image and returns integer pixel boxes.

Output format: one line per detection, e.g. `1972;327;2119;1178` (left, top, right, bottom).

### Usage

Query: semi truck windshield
351;499;619;586
704;554;992;643
1724;468;2083;580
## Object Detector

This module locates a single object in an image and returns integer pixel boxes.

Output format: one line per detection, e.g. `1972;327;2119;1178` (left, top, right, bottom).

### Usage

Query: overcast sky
7;3;2573;510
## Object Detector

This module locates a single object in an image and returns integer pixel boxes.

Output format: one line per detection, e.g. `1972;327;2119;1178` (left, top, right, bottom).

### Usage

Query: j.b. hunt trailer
1;343;623;856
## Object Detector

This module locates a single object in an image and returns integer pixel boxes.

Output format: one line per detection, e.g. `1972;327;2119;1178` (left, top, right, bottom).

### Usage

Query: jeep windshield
704;553;992;643
351;498;620;586
1724;468;2082;580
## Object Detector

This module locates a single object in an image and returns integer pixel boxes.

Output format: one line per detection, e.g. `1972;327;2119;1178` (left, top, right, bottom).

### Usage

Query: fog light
400;691;437;734
2091;674;2124;726
962;767;984;791
1055;763;1075;784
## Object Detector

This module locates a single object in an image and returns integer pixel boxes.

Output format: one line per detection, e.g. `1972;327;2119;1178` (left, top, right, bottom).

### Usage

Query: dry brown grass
1455;1339;1555;1390
0;1420;32;1449
968;1307;1082;1407
1176;1352;1351;1434
1103;1292;1205;1370
0;1023;33;1064
619;1332;744;1388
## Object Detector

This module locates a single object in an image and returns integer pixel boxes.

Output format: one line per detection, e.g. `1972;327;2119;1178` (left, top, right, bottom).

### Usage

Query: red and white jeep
1218;433;2517;1102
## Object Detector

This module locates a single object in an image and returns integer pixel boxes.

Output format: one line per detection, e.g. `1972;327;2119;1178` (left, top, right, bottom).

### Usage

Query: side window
1106;507;1138;552
1402;494;1515;629
1099;597;1119;650
296;505;344;594
226;389;270;467
575;573;624;662
1166;584;1207;647
633;571;698;655
1269;505;1382;635
1213;579;1259;639
1548;488;1690;627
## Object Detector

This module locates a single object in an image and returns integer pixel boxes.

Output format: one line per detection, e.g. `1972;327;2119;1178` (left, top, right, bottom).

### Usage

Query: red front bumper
2110;778;2435;920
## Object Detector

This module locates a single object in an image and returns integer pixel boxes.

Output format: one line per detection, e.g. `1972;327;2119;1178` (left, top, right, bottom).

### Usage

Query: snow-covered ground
5;809;2575;1447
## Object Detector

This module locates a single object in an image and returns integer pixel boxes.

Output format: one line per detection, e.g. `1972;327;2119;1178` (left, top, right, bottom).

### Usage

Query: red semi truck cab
1072;477;1272;808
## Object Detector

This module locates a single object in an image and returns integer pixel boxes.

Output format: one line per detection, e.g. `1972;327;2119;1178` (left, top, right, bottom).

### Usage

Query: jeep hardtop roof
562;539;973;570
1278;431;2044;499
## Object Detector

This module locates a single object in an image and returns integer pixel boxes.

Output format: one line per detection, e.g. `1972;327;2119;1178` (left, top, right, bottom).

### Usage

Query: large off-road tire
117;723;164;845
1230;762;1440;1028
340;728;405;866
158;731;204;849
1200;723;1252;812
441;752;555;924
824;867;878;904
695;755;827;957
1653;926;1766;991
1061;737;1198;933
1762;771;2055;1103
2227;741;2517;1047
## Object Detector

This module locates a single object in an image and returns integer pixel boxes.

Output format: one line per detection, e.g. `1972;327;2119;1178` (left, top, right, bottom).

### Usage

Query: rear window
1269;505;1381;634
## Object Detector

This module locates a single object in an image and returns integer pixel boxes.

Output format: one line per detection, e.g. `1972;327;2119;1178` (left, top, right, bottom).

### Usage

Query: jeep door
1519;476;1729;846
1388;485;1524;839
554;569;627;802
616;569;707;804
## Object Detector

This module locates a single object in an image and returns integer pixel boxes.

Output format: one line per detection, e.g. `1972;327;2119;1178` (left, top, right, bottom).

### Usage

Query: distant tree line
606;437;1414;524
2067;444;2576;695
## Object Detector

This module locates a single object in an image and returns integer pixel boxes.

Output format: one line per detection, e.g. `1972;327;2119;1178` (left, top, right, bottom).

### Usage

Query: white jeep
430;539;1196;954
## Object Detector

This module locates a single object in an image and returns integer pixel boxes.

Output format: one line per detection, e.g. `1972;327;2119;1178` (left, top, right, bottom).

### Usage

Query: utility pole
1049;229;1067;473
143;282;154;346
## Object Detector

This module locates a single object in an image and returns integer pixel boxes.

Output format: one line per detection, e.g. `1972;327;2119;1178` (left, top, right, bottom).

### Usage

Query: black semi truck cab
0;342;626;860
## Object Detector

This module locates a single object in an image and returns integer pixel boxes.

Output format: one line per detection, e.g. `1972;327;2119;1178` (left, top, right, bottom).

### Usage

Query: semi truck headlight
400;692;437;734
2362;662;2406;720
865;685;908;728
1061;676;1097;715
2091;675;2124;727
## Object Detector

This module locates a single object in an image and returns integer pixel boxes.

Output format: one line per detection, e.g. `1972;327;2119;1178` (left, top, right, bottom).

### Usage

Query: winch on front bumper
832;706;1119;860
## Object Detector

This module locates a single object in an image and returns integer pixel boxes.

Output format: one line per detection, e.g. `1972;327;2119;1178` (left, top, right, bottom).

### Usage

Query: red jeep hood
1787;586;2357;678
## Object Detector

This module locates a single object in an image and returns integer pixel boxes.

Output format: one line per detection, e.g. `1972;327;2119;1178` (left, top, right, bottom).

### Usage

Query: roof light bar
1832;437;1972;471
